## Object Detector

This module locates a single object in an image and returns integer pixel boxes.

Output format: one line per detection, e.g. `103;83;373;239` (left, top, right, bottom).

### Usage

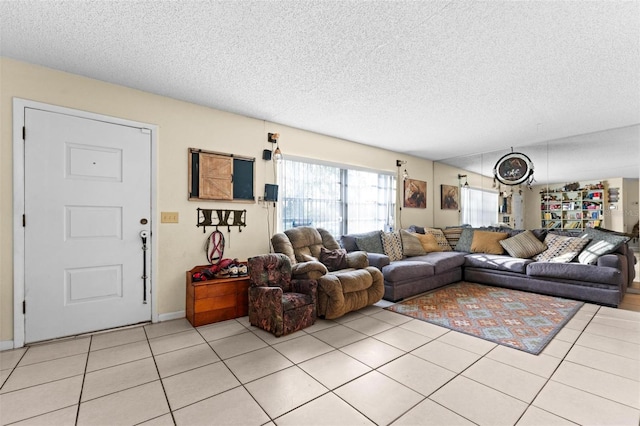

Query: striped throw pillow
500;230;547;258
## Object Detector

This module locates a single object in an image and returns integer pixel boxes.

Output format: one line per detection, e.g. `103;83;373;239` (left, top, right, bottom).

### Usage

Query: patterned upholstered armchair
271;227;384;319
247;253;317;337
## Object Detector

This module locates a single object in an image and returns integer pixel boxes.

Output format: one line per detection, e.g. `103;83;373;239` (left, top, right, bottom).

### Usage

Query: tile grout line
512;305;602;425
74;334;92;426
143;326;177;426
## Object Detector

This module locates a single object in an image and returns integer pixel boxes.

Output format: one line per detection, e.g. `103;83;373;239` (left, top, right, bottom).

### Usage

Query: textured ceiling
1;1;639;182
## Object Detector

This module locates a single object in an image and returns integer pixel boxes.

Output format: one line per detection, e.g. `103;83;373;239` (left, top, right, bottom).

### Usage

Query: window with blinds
279;158;395;237
461;186;499;227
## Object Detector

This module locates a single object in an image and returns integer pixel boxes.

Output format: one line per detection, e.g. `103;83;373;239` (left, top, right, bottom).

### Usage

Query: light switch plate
161;212;179;223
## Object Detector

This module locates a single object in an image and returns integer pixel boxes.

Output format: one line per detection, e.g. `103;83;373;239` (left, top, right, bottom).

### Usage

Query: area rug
385;282;583;355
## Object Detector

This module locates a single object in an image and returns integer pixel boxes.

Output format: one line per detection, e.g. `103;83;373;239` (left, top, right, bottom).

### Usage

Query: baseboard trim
1;340;15;351
158;311;185;322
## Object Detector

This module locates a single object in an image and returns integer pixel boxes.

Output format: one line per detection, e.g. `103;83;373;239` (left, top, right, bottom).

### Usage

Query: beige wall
0;58;436;343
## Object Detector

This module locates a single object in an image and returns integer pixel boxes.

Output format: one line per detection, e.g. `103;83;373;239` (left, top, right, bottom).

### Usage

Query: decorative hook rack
197;208;246;233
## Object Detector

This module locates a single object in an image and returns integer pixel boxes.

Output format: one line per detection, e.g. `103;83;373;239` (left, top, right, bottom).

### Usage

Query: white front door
24;108;152;343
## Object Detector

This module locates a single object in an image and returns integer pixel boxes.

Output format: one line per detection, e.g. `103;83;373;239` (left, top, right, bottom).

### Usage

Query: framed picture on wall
441;184;459;210
404;179;426;209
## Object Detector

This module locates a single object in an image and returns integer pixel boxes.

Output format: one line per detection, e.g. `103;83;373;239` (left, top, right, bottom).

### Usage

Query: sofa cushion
381;231;403;261
424;228;452;251
465;253;533;274
382;260;435;282
533;233;591;263
400;230;427;257
577;227;630;265
471;230;508;254
328;269;374;293
500;230;548;258
412;251;467;274
527;262;621;286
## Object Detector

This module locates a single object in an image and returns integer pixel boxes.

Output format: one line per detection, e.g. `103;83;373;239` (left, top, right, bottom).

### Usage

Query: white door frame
12;98;159;348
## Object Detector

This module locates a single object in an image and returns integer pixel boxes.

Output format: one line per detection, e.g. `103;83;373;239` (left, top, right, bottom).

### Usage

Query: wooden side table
186;264;250;327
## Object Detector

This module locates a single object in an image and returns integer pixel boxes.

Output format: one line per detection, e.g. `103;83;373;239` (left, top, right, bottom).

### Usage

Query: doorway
13;99;158;346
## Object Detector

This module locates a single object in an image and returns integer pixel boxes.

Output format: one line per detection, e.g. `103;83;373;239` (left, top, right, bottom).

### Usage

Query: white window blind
279;158;395;237
461;186;499;227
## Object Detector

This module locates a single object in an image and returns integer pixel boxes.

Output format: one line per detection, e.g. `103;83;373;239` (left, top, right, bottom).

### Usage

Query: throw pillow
499;230;548;258
354;231;384;254
415;232;442;252
454;228;475;252
400;229;426;257
533;234;591;263
407;225;426;234
424;228;453;251
381;231;403;261
443;227;465;249
318;247;348;272
470;230;508;254
577;227;630;265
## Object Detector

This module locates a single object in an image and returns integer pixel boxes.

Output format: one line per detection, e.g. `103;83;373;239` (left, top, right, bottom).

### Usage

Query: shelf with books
540;183;605;231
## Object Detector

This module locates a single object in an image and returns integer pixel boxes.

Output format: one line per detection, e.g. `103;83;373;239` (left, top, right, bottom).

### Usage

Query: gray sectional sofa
340;228;636;307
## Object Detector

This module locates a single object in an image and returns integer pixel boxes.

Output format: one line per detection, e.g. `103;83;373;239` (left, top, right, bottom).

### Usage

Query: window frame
277;156;396;237
460;186;499;227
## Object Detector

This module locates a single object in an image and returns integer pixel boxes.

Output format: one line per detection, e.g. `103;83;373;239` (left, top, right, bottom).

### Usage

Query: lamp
396;159;409;180
268;132;283;162
458;174;469;187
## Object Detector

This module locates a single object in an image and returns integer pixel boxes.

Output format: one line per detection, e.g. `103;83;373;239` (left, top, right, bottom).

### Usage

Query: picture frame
441;184;459;210
404;179;426;209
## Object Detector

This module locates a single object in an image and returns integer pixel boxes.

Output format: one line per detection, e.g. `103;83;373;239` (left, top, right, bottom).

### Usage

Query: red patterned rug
385;282;583;355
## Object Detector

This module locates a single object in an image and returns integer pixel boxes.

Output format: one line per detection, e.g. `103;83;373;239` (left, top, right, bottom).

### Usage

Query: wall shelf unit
540;185;605;230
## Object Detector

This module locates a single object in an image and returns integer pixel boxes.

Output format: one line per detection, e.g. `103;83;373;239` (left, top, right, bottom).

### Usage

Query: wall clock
493;152;535;186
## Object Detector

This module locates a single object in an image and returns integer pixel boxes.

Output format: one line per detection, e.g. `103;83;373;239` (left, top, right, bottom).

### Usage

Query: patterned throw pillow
470;230;508;254
400;230;426;257
500;230;548;258
381;231;403;261
454;228;475;252
424;228;452;251
415;233;442;253
443;227;465;249
533;234;591;263
577;228;630;265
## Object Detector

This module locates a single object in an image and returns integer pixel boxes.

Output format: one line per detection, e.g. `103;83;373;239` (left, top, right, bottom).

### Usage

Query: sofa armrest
346;251;369;269
597;254;621;269
291;261;328;280
365;252;391;270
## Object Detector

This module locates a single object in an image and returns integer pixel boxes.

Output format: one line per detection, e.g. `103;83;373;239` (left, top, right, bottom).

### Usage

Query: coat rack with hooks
197;208;246;233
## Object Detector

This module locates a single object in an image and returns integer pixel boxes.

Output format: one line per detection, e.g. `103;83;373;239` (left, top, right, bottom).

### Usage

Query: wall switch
161;212;179;223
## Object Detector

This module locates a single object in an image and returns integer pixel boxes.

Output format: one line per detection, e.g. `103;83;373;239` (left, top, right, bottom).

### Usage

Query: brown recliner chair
271;227;384;319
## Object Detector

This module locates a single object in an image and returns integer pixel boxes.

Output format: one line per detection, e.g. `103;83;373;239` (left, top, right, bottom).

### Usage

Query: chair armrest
346;251;369;269
292;279;318;305
249;286;283;312
292;261;328;280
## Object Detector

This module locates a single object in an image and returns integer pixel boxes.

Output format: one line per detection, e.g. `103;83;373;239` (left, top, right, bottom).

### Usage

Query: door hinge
22;214;25;227
22;126;26;140
23;300;26;314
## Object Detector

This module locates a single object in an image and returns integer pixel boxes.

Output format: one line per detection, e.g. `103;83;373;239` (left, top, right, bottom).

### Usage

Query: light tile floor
1;300;640;425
